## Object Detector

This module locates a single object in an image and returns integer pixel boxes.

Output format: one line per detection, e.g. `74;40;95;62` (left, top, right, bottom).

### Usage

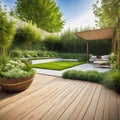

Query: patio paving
32;59;110;76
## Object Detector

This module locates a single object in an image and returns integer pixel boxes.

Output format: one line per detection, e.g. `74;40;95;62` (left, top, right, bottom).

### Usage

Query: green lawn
32;61;84;70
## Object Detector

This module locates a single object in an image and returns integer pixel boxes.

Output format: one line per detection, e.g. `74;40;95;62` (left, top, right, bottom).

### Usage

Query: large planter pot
0;75;34;93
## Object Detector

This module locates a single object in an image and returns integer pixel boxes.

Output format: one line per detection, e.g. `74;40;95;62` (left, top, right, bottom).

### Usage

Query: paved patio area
32;59;110;76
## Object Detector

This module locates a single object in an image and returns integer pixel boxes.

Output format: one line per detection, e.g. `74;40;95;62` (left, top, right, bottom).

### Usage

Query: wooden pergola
75;27;114;62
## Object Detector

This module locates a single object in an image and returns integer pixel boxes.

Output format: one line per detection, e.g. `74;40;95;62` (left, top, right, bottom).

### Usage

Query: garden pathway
32;59;110;76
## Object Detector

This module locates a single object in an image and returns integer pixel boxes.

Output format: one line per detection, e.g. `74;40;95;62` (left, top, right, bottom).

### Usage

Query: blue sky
2;0;96;31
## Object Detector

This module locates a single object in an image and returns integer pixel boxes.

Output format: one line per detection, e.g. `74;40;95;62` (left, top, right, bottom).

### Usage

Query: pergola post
87;41;89;63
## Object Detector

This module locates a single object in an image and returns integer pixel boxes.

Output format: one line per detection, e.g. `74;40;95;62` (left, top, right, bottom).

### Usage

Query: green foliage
32;61;84;70
62;70;104;83
93;0;120;28
0;56;9;69
109;53;117;69
17;22;42;50
89;39;112;55
0;2;15;57
0;59;35;79
44;35;60;51
1;68;34;79
23;50;38;58
12;0;64;32
59;53;87;61
10;50;22;58
60;29;86;53
103;70;120;93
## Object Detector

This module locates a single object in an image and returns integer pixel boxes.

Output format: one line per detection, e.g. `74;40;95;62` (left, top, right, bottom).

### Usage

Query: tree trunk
116;18;120;68
28;41;32;50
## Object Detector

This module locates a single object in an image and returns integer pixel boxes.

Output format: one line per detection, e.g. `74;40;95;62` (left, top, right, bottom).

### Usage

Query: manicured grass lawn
32;61;84;70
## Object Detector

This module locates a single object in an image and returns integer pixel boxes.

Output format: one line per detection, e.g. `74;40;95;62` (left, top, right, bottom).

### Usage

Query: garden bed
32;61;84;70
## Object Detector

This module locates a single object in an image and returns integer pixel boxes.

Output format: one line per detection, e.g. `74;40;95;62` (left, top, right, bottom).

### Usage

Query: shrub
59;53;87;61
10;50;22;58
62;70;103;83
37;50;59;58
85;71;104;83
103;70;120;93
23;50;38;58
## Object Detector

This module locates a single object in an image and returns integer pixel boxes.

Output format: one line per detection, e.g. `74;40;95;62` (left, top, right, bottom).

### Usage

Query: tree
60;29;86;53
45;35;59;51
17;21;42;50
0;2;15;58
12;0;64;33
93;0;120;68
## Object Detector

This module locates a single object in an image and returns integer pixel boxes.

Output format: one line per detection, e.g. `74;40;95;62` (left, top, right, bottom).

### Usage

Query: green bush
62;70;103;83
103;70;120;93
23;50;38;58
85;71;104;83
59;53;87;61
37;50;59;58
10;50;22;58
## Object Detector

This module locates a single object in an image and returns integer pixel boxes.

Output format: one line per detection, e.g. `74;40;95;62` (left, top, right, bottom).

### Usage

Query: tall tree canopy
93;0;120;68
12;0;64;33
93;0;120;28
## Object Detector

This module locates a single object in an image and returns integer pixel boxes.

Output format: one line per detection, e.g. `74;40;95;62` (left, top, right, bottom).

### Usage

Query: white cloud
62;9;96;31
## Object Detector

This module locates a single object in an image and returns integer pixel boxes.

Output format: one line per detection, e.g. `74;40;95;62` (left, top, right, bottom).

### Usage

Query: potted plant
0;4;35;93
0;59;35;92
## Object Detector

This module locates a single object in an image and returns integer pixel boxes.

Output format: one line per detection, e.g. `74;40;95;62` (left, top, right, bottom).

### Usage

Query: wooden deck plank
81;85;102;120
41;82;86;120
117;94;120;120
58;82;91;120
0;78;73;119
109;90;118;120
68;83;97;120
0;78;62;115
0;74;120;120
0;74;57;108
94;87;106;120
22;80;80;120
75;84;98;120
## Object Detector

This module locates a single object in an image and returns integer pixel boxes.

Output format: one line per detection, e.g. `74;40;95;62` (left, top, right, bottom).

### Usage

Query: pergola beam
75;27;113;41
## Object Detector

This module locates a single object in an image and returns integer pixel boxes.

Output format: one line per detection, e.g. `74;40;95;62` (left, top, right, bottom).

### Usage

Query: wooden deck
0;74;120;120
